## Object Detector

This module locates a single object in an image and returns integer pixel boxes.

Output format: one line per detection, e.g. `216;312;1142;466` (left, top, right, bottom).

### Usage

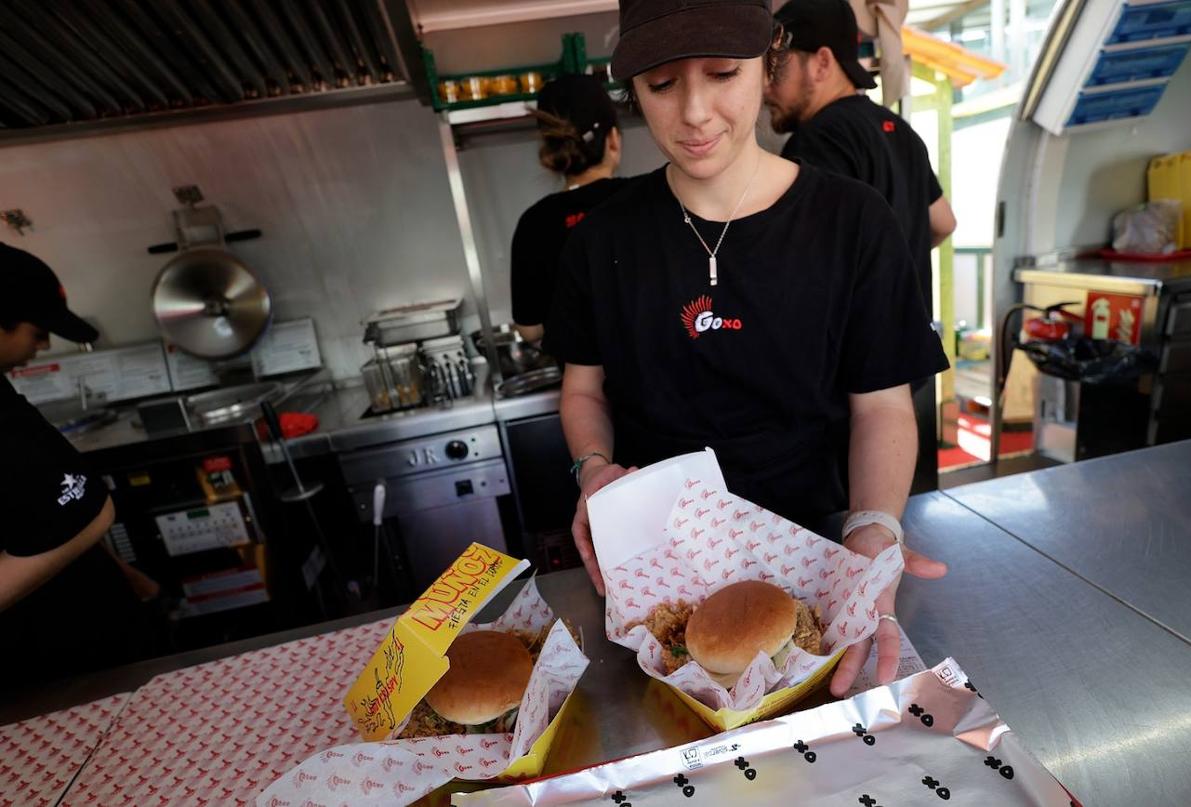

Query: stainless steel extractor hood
0;0;427;141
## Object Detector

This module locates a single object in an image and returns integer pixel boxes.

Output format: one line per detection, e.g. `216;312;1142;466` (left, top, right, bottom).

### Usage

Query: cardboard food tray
258;543;589;806
588;450;903;731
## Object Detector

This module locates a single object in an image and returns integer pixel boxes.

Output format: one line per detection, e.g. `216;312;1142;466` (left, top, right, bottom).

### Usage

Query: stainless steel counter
945;440;1191;642
493;389;562;422
66;377;566;462
1014;256;1191;294
899;491;1191;807
7;483;1189;806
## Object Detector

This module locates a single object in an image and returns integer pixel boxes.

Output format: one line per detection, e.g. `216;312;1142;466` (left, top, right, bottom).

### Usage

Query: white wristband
842;510;904;544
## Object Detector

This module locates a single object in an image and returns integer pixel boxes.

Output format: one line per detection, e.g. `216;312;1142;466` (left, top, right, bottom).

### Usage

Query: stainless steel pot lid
152;247;271;359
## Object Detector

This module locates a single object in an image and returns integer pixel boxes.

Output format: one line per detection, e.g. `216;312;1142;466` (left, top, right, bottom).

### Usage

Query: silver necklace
671;158;761;287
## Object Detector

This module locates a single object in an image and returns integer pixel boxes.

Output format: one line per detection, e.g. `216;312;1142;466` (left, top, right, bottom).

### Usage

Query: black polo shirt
511;177;631;327
0;376;140;688
781;95;943;310
546;163;948;525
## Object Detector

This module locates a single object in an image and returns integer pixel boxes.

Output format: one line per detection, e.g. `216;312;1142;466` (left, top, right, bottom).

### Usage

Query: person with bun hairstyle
545;0;949;696
511;74;628;343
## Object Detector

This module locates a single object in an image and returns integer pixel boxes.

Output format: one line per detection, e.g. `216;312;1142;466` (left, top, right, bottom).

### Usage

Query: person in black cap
511;74;628;344
766;0;957;310
547;0;949;696
1;243;152;689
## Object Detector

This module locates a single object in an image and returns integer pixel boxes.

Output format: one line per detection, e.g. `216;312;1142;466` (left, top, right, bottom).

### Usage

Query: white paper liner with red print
602;474;904;714
257;579;589;807
0;692;129;807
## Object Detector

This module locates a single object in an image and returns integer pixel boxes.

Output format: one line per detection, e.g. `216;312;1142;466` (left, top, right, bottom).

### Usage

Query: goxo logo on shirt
57;473;87;506
681;295;743;340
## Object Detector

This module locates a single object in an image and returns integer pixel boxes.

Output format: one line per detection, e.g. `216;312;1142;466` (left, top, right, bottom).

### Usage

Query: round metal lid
151;247;271;359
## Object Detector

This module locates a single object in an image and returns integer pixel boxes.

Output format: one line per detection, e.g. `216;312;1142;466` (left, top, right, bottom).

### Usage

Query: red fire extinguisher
1022;302;1081;341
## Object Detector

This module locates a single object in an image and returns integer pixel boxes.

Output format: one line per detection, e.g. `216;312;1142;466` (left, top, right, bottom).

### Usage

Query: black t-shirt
0;376;141;687
546;163;948;525
511;177;631;327
781;95;943;310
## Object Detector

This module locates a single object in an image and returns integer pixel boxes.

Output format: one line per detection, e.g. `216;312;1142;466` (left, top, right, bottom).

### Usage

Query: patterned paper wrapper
452;658;1081;806
257;578;589;807
0;693;129;807
590;450;904;719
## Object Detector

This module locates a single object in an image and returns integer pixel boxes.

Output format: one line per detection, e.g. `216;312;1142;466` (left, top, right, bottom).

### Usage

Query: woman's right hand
572;460;635;596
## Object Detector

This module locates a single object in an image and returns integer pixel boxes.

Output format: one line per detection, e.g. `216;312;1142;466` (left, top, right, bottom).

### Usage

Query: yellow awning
901;26;1007;87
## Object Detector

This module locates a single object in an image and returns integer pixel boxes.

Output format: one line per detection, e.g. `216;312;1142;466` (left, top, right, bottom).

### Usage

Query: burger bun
425;630;533;725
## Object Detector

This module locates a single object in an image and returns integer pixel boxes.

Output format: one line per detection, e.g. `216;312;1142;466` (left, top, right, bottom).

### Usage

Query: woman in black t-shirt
510;74;629;343
545;0;949;697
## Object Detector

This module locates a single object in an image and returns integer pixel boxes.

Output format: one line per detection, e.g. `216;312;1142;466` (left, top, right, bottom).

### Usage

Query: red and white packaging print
58;617;394;807
0;693;128;807
593;452;904;713
258;578;589;807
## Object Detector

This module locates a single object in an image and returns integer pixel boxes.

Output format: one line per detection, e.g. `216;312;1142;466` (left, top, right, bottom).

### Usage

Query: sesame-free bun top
685;581;799;675
424;630;533;725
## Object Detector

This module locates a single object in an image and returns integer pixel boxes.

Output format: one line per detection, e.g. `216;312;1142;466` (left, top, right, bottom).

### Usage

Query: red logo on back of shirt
680;295;743;340
564;212;586;229
882;121;895;133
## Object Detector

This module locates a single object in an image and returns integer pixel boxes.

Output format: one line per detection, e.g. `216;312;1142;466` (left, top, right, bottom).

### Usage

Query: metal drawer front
338;425;502;485
348;457;510;521
1169;302;1191;337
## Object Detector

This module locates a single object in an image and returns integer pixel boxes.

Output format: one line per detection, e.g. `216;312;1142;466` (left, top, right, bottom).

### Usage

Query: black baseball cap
536;74;619;138
0;243;98;343
775;0;878;90
611;0;775;81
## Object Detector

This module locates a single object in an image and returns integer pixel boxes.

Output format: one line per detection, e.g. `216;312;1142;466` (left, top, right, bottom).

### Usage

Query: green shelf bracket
422;33;622;114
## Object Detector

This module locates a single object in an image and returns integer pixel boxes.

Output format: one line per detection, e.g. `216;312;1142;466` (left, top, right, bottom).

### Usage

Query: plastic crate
1066;83;1167;126
1087;42;1191;85
1107;0;1191;43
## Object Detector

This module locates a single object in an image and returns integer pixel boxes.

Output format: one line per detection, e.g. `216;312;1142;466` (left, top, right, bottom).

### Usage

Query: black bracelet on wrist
570;451;610;486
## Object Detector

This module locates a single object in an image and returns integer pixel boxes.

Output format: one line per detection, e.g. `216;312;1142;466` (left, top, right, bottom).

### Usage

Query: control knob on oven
445;439;470;461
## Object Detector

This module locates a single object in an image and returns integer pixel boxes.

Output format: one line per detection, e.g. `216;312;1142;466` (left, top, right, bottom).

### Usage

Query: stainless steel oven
337;424;511;590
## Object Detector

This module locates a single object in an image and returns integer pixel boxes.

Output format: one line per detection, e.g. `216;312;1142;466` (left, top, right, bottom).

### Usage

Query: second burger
633;580;824;688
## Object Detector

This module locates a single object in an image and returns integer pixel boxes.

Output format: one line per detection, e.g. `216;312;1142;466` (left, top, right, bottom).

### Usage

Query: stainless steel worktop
8;480;1189;806
65;377;564;461
900;491;1191;807
1014;256;1191;294
945;440;1191;643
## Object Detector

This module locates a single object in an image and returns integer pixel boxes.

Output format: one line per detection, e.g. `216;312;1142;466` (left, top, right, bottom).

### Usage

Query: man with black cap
766;0;956;312
1;243;149;689
512;73;627;343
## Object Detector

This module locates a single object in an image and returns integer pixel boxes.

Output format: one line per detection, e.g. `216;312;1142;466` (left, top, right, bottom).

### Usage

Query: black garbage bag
1018;336;1158;385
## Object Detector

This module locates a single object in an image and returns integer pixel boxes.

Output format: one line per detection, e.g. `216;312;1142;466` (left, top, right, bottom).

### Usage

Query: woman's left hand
828;523;948;697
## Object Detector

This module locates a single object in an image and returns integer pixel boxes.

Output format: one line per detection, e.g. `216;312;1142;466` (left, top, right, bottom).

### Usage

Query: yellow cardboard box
1148;151;1190;249
343;543;573;779
669;648;844;731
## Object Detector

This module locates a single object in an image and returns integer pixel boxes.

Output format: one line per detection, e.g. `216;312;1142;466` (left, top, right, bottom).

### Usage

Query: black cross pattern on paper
922;775;952;800
610;791;632;806
853;723;877;746
734;756;757;781
858;796;884;807
673;774;695;798
909;703;935;728
985;755;1016;780
964;679;984;699
793;740;817;763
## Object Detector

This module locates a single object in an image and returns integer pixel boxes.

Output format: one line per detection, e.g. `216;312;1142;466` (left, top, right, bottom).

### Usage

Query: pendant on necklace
708;255;718;287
